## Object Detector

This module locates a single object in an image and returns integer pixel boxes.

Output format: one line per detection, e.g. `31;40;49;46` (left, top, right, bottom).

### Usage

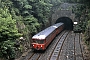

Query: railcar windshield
33;40;44;44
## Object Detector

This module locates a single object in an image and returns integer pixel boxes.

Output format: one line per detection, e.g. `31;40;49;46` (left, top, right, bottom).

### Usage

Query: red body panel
45;30;56;48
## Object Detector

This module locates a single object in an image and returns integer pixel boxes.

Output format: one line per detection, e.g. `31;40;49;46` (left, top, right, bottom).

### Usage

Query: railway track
59;32;84;60
16;30;84;60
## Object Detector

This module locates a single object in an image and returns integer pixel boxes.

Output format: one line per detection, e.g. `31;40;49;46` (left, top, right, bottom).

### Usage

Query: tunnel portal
55;17;73;30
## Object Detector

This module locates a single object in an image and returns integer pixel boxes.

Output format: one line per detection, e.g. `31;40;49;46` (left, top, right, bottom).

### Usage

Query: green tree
32;0;52;27
0;7;21;59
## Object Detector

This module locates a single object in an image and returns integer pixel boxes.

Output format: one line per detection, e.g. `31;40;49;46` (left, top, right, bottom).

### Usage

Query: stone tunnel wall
51;3;76;25
51;3;76;30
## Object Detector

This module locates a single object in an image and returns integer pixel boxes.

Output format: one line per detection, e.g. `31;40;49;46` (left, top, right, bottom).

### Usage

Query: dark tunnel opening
55;17;73;30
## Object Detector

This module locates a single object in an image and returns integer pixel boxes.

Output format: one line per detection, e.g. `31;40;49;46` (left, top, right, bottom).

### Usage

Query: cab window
33;40;44;44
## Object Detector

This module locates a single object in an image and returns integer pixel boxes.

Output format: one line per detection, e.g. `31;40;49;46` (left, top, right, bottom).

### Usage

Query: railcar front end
31;39;46;50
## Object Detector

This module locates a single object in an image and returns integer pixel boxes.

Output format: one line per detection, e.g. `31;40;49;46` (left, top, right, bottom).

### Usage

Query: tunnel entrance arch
55;17;73;30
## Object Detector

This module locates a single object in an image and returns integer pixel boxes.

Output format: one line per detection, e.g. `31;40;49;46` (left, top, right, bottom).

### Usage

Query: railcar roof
32;23;64;40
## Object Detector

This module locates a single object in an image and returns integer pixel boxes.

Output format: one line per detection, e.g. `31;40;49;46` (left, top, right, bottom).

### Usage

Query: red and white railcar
31;23;64;50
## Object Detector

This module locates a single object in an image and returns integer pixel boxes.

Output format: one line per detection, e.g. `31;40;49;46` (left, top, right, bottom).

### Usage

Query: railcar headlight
41;45;42;47
33;45;34;46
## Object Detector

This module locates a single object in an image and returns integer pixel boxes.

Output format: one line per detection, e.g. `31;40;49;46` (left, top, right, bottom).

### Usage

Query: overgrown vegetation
0;0;62;60
1;0;90;59
73;5;87;32
0;5;21;60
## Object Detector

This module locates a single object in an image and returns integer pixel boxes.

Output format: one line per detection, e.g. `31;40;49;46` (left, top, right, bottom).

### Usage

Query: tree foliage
11;0;53;34
73;5;87;32
0;7;21;59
